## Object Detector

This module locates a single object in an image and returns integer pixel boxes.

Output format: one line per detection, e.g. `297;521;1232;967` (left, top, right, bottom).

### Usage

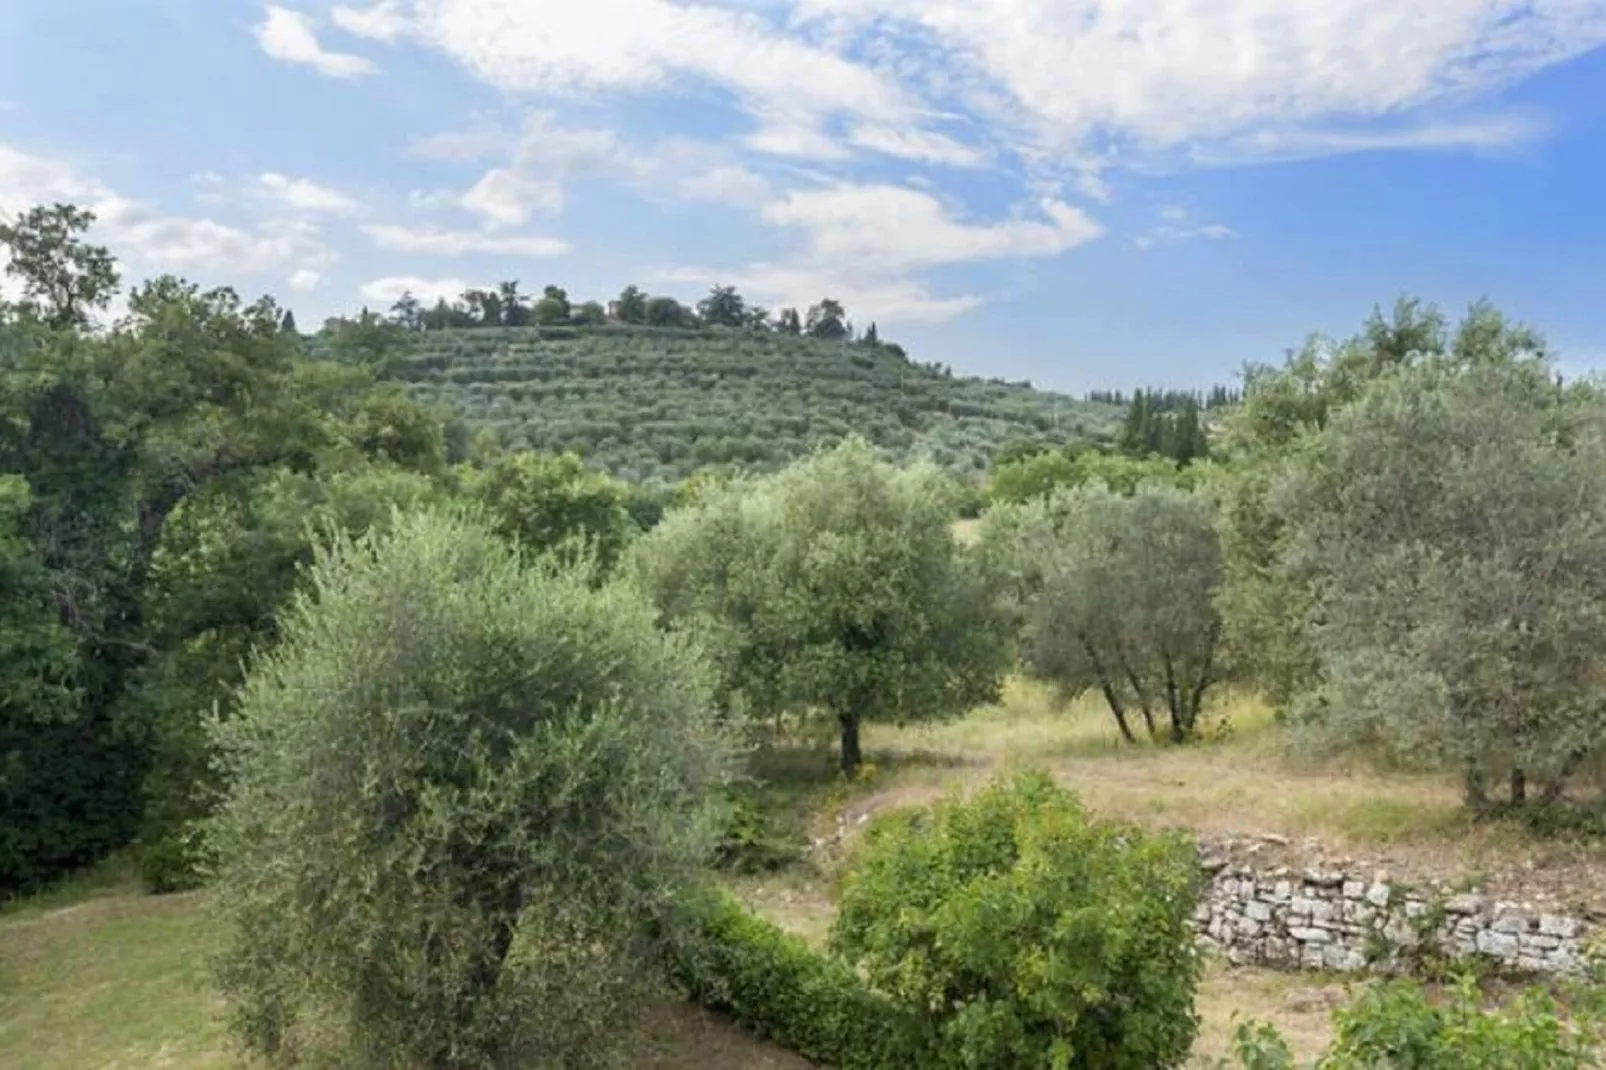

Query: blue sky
2;0;1605;392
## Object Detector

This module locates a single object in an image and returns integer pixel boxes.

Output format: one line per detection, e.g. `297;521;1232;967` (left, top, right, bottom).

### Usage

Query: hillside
392;325;1120;484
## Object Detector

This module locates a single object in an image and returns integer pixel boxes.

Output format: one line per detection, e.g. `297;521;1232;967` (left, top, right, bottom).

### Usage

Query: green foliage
206;507;736;1070
985;447;1195;505
0;208;456;892
0;203;120;330
465;450;638;572
0;474;90;889
1229;975;1606;1069
134;466;449;891
1269;331;1606;810
661;888;919;1070
630;439;1010;774
830;770;1203;1070
984;481;1224;742
393;325;1120;484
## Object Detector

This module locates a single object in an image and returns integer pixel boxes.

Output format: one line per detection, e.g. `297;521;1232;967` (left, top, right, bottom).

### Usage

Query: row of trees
374;281;879;344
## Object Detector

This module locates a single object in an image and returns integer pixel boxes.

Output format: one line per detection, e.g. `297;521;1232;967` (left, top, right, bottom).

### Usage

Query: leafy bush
205;507;736;1070
830;770;1204;1070
1226;975;1606;1069
660;887;920;1070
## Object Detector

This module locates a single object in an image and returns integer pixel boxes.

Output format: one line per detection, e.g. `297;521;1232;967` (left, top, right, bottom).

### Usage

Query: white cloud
1192;111;1550;165
794;0;1606;165
361;275;476;306
256;6;378;79
0;143;335;286
662;262;982;325
331;1;408;42
1074;171;1113;202
762;183;1102;273
258;172;361;213
846;124;985;168
455;112;627;226
288;268;324;291
1135;206;1237;249
677;165;772;206
363;223;569;257
665;181;1101;326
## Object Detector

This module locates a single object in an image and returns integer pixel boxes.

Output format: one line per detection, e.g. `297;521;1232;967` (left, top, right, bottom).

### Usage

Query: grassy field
7;677;1601;1069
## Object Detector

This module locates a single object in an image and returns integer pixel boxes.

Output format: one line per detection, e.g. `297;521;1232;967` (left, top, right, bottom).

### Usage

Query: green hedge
661;888;923;1070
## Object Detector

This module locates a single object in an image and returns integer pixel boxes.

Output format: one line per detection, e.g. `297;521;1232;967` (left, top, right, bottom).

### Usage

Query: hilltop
390;325;1120;484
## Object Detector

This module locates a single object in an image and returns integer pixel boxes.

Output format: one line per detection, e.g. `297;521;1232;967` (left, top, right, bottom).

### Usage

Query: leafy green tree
206;508;736;1070
630;439;1009;774
862;322;878;345
0;474;86;887
498;280;527;327
0;203;120;330
135;466;448;889
467;451;638;572
805;298;848;341
985;481;1223;743
533;284;571;325
613;284;648;324
386;291;422;331
645;295;691;328
776;307;802;335
572;300;606;326
1271;352;1606;812
697;285;747;328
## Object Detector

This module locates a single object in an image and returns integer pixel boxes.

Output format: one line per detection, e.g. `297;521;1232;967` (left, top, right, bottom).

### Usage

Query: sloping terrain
393;325;1119;483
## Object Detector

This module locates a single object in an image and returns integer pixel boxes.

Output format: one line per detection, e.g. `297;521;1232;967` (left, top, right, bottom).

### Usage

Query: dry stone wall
1194;839;1593;978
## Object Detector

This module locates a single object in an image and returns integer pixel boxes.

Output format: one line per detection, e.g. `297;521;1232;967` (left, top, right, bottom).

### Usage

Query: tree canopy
629;439;1009;774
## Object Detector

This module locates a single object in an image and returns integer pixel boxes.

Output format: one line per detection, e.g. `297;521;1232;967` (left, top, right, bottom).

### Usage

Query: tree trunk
1123;666;1158;739
1162;654;1185;744
839;713;862;777
1083;638;1135;743
1465;763;1491;816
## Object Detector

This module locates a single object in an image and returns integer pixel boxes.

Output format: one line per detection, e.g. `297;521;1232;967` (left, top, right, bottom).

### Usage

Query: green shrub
1228;975;1606;1069
661;888;920;1069
831;770;1203;1070
205;507;737;1070
712;793;804;875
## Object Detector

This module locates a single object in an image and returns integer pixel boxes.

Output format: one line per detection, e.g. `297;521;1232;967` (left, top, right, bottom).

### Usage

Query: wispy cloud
257;6;378;79
363;223;569;257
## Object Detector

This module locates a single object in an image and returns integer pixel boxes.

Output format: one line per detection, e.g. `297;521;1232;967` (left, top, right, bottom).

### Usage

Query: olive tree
629;439;1009;776
985;481;1223;743
205;507;735;1069
1273;356;1606;812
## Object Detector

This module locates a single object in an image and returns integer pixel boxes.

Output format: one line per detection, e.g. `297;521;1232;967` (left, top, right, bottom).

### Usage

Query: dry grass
852;677;1606;904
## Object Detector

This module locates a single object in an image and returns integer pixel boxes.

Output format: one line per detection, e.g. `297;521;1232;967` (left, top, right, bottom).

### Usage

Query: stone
1366;883;1391;908
1539;915;1580;939
1310;900;1337;924
1477;930;1519;957
1324;945;1368;972
1245;900;1273;923
1273;880;1293;902
1342;880;1366;899
1445;893;1485;915
1289;926;1331;944
1492;913;1531;935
